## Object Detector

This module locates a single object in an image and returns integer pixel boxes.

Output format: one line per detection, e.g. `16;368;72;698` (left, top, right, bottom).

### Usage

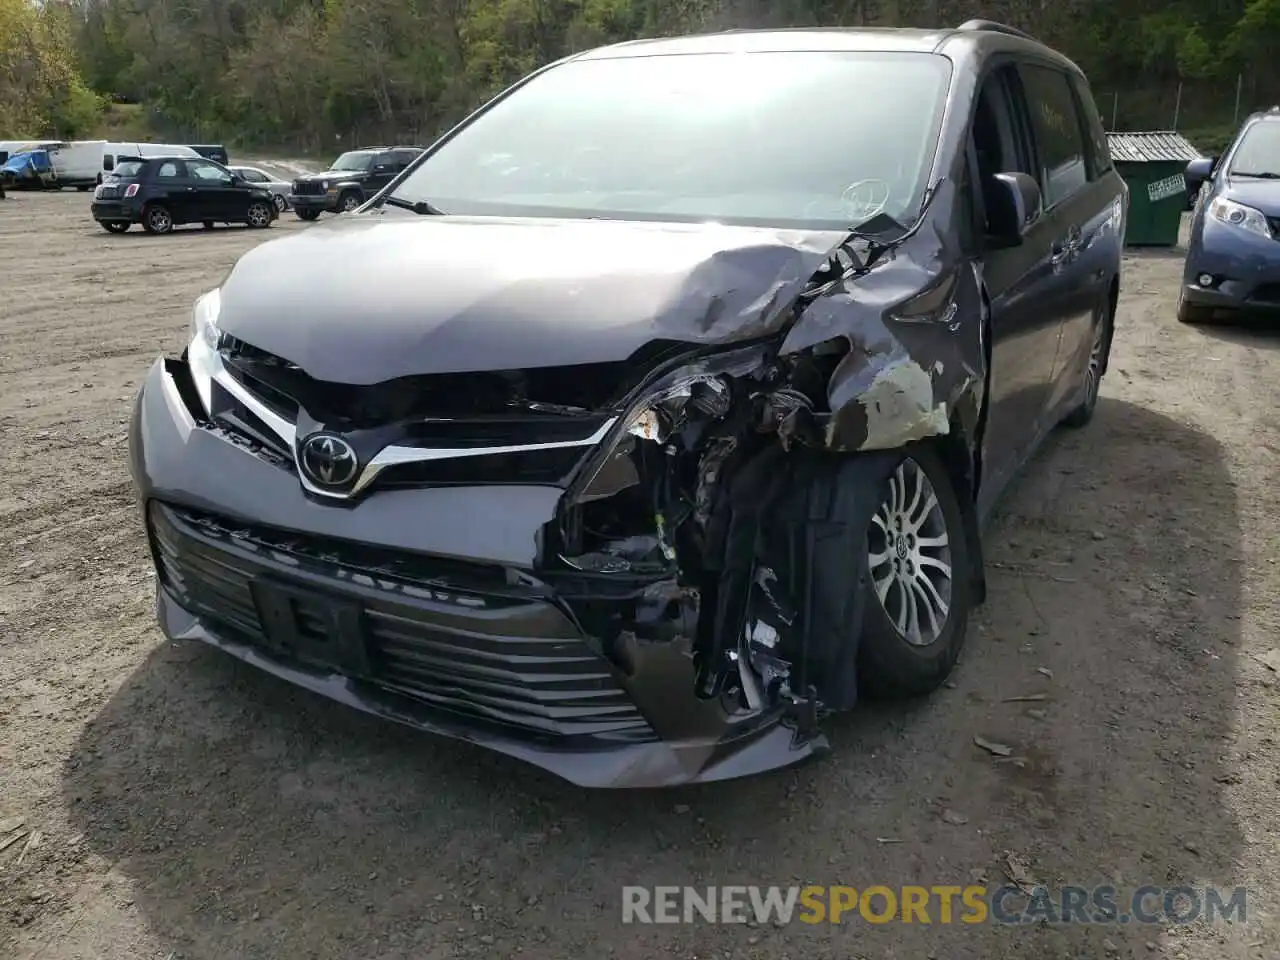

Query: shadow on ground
1185;313;1280;350
64;399;1245;960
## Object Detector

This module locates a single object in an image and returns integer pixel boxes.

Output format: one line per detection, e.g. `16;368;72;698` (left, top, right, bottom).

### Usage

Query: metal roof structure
1106;131;1204;163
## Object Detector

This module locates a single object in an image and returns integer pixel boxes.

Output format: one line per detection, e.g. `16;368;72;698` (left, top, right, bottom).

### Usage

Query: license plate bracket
250;579;370;675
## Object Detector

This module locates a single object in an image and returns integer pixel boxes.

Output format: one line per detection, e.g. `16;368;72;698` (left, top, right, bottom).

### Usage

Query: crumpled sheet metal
780;180;987;452
215;215;850;382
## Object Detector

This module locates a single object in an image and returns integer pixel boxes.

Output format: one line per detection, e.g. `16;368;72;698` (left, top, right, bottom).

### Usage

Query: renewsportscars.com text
621;885;1248;926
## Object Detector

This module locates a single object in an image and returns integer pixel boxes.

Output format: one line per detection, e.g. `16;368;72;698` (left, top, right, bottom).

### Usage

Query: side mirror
986;172;1043;246
1185;156;1215;189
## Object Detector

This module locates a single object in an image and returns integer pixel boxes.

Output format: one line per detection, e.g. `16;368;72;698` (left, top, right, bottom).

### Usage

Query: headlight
321;180;330;191
187;288;222;414
569;346;767;506
1208;197;1272;238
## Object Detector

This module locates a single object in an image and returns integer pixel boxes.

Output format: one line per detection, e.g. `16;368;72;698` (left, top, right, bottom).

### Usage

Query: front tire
141;204;173;235
338;191;361;213
246;201;273;228
858;446;972;699
100;221;129;234
295;208;320;221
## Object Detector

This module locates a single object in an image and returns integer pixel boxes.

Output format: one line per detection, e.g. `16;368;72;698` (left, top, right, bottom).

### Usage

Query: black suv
91;156;278;234
129;22;1126;787
288;147;423;219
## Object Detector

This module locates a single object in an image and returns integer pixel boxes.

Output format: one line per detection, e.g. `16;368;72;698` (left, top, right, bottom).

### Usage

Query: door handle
1052;226;1083;265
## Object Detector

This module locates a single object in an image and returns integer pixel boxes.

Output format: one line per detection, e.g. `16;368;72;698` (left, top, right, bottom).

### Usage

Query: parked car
102;142;202;185
1;147;56;189
128;21;1125;787
47;140;109;190
228;164;291;212
1179;107;1280;324
188;144;230;165
287;146;422;219
91;155;278;234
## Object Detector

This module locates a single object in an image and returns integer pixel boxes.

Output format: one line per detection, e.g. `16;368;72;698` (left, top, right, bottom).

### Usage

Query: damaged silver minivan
129;21;1126;786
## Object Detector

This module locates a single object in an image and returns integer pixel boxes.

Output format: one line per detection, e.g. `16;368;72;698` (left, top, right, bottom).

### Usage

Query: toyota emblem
299;433;359;487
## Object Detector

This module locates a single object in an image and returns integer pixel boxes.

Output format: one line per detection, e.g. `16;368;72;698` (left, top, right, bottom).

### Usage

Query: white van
102;142;201;181
47;140;109;190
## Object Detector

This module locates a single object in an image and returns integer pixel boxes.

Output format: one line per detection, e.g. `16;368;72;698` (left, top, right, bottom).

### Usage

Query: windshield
1228;120;1280;177
331;151;375;172
390;51;951;228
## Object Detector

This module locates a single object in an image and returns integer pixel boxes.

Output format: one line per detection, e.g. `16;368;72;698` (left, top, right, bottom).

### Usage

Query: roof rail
956;19;1037;42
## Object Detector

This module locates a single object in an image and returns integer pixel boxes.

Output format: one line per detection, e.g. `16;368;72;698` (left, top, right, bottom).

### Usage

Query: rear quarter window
112;160;144;178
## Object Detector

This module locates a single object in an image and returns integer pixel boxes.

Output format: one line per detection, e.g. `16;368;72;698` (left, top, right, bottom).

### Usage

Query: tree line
3;0;1280;151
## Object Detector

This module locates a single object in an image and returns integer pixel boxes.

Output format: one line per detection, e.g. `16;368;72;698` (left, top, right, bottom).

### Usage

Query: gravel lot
3;190;1280;960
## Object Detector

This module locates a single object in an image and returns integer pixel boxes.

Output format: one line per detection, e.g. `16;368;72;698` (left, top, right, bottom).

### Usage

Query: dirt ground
2;189;1279;960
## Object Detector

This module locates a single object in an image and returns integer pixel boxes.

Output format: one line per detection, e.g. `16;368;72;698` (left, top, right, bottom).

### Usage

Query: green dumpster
1106;131;1203;247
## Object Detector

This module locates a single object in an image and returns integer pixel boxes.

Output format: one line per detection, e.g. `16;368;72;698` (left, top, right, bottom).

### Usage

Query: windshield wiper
382;196;446;215
1231;171;1280;179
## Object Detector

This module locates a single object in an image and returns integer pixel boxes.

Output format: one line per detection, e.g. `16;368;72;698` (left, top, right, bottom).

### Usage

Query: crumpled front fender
778;179;986;454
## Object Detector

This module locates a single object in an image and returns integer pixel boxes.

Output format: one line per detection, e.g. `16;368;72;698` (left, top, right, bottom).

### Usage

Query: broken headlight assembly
557;345;775;576
186;287;224;415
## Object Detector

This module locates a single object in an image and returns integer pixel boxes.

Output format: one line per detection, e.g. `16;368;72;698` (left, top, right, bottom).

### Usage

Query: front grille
149;502;654;741
292;180;325;196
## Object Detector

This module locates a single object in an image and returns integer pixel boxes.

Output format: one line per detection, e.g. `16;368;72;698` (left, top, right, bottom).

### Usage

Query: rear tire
273;193;287;212
202;221;215;230
141;204;173;235
1062;294;1114;428
857;445;972;699
295;208;320;221
76;185;91;192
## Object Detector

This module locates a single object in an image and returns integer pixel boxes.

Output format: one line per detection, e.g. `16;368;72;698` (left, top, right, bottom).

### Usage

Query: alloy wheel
147;208;171;233
247;203;271;227
1084;309;1107;406
868;458;954;646
341;194;360;213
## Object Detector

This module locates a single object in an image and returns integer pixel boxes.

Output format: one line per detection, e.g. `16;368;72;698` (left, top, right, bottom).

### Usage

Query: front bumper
1183;216;1280;312
288;193;338;214
130;358;826;787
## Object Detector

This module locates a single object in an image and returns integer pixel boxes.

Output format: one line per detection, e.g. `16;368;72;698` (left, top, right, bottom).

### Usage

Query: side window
970;66;1038;236
240;169;266;182
374;152;396;171
190;161;232;183
1018;64;1089;207
393;149;420;169
1070;75;1112;178
155;161;183;181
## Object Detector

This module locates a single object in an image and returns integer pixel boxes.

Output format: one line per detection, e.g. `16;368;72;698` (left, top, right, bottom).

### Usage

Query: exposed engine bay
546;226;943;735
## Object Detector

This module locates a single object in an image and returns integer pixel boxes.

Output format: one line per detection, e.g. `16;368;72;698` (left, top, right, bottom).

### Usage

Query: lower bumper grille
148;502;654;741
